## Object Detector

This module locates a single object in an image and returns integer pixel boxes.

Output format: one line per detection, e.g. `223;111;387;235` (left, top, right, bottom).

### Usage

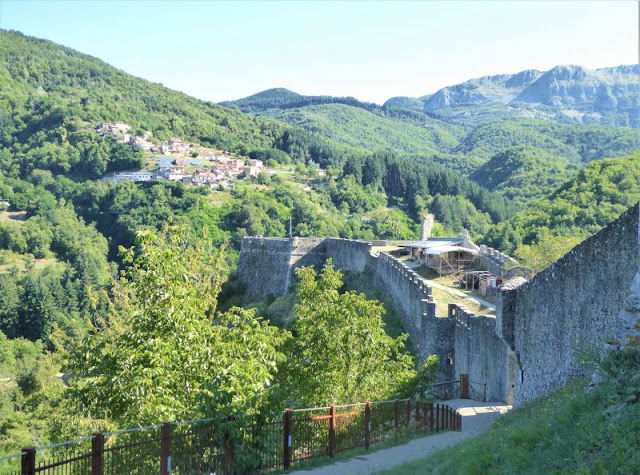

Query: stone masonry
236;202;640;406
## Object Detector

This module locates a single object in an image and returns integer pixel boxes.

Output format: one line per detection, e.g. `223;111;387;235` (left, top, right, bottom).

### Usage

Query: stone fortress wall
236;202;640;405
238;236;512;400
498;203;640;405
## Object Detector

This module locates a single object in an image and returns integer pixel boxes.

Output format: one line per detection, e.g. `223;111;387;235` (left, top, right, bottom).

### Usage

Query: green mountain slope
454;119;640;162
0;30;364;179
470;146;577;204
483;152;640;268
268;104;461;155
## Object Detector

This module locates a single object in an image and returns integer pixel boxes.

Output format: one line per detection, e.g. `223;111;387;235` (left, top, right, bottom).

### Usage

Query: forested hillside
482;152;640;270
470;146;577;204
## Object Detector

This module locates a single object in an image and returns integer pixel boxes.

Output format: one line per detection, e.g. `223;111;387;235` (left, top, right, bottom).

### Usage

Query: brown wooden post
434;404;439;432
224;415;236;474
364;402;371;450
92;432;104;475
21;447;35;475
460;374;469;399
422;402;427;431
441;405;445;430
415;399;420;426
429;403;434;432
328;406;336;458
160;422;171;475
284;409;292;470
393;400;399;433
406;399;411;427
483;383;487;402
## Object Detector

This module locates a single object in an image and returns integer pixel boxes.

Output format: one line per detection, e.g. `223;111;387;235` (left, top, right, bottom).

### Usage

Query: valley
0;24;639;474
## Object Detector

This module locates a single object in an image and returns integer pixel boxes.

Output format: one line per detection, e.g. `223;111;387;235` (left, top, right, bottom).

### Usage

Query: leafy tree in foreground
63;225;285;426
280;260;416;407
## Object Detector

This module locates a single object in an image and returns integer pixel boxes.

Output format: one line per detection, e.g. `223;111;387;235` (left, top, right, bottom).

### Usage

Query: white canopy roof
424;245;478;256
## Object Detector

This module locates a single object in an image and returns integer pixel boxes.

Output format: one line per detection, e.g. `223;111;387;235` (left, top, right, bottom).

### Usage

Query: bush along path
290;399;510;475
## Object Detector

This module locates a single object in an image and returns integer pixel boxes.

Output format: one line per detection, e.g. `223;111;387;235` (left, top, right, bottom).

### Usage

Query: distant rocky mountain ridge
223;65;640;128
385;65;640;128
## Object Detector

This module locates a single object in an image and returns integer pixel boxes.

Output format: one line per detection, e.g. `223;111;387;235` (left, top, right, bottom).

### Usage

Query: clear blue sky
0;1;637;104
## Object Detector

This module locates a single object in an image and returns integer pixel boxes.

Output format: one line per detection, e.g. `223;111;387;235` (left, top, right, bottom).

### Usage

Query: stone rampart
498;203;640;405
325;238;371;273
237;203;640;405
236;238;294;299
236;237;327;300
451;304;514;403
368;252;455;381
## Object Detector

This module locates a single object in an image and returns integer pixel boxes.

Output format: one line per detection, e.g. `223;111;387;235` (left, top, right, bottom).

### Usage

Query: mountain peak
543;65;588;81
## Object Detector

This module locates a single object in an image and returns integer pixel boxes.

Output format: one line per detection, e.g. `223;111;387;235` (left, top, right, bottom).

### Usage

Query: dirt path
426;280;495;310
290;399;509;475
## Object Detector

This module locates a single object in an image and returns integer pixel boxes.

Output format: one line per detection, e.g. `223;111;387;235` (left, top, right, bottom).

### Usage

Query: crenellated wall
237;202;640;406
367;252;456;381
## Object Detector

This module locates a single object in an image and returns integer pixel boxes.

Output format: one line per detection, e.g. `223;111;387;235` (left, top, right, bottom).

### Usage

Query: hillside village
95;122;271;189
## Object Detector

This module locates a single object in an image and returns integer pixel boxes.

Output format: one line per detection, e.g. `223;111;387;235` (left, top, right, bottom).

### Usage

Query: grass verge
377;377;640;474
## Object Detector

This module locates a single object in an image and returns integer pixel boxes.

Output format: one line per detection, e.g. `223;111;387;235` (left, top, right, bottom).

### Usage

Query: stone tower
421;214;435;241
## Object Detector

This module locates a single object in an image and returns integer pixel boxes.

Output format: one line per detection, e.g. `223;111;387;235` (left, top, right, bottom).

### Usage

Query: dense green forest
0;29;639;458
469;145;577;205
483;152;640;270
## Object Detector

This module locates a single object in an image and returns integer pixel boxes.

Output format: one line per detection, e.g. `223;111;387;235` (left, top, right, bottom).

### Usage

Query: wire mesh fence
8;397;463;474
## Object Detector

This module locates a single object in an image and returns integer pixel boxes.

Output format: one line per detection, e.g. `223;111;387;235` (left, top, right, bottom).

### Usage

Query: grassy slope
379;378;640;474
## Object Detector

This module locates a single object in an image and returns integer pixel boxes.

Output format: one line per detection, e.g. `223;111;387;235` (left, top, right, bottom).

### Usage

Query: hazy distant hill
220;88;379;114
385;65;640;128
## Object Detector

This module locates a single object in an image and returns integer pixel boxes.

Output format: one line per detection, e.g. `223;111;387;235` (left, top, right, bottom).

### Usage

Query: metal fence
3;399;462;474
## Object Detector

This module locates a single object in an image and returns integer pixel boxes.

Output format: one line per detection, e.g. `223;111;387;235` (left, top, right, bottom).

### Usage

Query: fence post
328;406;336;458
434;404;439;432
422;402;427;431
160;422;171;475
415;399;420;426
284;409;292;470
224;416;236;474
460;374;469;399
92;432;104;475
441;405;445;430
406;399;411;427
429;403;434;432
393;400;399;434
364;402;371;450
21;447;35;475
483;383;487;402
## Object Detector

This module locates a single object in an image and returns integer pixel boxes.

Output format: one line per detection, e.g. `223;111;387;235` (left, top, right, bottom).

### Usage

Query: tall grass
379;351;640;474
